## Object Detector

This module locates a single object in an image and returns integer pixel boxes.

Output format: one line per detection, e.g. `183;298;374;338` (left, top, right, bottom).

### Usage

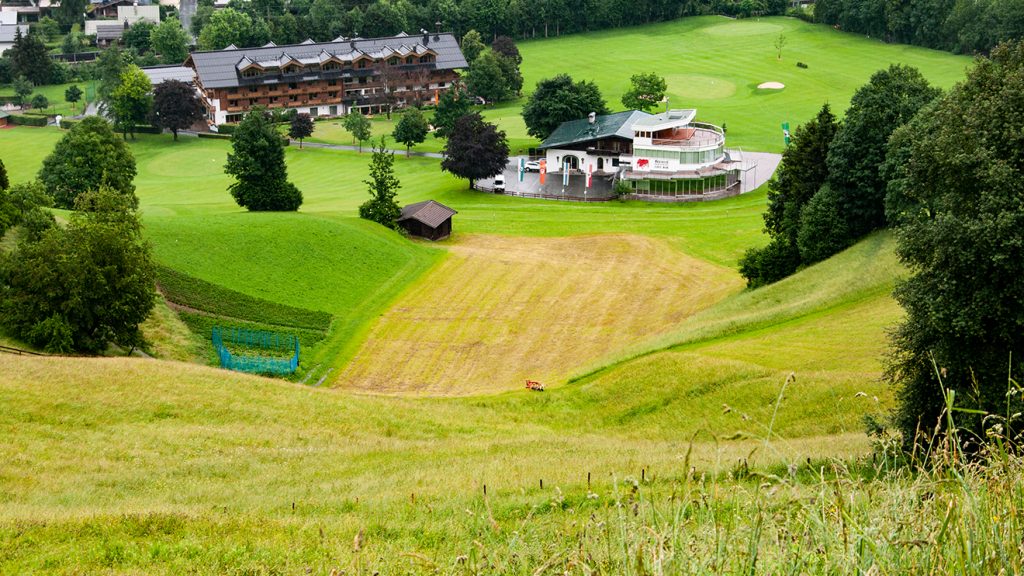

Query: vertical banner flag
539;159;546;185
434;90;439;105
518;158;525;183
782;122;791;146
586;164;593;189
563;162;570;187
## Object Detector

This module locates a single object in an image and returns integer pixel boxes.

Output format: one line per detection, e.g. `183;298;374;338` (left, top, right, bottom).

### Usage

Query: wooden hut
0;111;8;128
397;200;457;241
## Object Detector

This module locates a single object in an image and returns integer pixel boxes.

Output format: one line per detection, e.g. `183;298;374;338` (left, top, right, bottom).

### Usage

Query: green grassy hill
1;233;904;573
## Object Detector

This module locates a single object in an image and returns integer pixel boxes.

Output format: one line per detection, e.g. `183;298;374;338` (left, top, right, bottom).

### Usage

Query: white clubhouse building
539;108;752;201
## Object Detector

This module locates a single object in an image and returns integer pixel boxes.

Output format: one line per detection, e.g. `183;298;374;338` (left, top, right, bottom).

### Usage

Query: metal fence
211;326;299;375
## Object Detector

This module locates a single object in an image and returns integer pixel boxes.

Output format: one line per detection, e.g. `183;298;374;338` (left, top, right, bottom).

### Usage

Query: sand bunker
758;82;785;90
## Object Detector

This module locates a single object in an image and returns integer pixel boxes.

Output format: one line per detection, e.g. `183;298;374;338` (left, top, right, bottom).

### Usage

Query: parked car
524;160;541;172
493;174;505;193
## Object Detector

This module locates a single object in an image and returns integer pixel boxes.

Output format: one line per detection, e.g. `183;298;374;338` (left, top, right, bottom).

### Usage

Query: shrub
797;61;809;68
7;114;48;126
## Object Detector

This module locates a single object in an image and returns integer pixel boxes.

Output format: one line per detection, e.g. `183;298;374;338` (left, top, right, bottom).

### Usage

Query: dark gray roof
186;32;467;89
398;200;457;229
539;110;652;150
0;24;29;43
142;65;196;85
96;24;125;40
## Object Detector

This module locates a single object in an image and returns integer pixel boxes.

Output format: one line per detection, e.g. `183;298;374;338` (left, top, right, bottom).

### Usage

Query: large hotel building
184;31;468;125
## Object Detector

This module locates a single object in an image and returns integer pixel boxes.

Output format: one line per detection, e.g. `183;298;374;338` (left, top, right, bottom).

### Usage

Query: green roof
539;110;651;150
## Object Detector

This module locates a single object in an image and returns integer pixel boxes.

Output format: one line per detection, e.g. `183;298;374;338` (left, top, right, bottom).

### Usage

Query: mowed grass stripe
337;234;742;395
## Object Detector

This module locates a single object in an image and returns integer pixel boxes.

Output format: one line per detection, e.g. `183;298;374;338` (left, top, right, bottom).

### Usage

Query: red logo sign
637;158;649;168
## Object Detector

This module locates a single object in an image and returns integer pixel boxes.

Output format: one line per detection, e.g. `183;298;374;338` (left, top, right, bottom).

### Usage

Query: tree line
813;0;1024;55
188;0;789;50
741;41;1024;452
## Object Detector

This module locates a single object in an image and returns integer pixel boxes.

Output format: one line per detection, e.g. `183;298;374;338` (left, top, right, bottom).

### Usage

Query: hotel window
248;86;257;93
242;68;261;78
358;60;367;69
328;79;337;86
289;95;297;101
420;54;434;63
323;62;338;71
405;56;414;64
288;82;298;89
388;57;399;65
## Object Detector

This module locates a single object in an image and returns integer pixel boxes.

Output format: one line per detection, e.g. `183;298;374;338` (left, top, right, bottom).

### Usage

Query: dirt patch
335;234;743;396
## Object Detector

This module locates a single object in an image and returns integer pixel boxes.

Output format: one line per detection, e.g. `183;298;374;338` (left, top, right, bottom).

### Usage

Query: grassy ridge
155;265;332;331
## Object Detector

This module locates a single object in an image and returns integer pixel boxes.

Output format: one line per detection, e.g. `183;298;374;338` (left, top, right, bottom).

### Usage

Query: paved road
179;0;197;41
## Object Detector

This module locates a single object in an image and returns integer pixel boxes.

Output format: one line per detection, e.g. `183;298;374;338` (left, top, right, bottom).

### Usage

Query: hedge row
8;115;48;127
197;132;231;140
155;264;332;332
215;124;236;134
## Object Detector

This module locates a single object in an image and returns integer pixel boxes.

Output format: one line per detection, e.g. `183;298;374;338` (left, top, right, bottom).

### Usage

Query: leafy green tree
739;104;839;287
7;28;53;85
64;85;83;113
432;86;470;139
0;189;155;354
392;107;429;155
30;93;48;110
887;41;1024;448
198;8;270;50
225;110;303;211
35;17;61;42
150;79;204;140
288;112;315;148
621;72;667;112
61;31;85;55
358;139;402;229
38;116;138;209
150;18;189;63
461;29;485;62
342;111;372;151
522;74;610;140
123;20;156;55
441;112;509;189
96;45;133;107
826;65;940;240
466;51;508;103
0;181;53;241
494;51;523;97
109;65;153;140
0;159;7;191
360;1;407;37
54;0;87;31
12;76;33;107
795;184;850;264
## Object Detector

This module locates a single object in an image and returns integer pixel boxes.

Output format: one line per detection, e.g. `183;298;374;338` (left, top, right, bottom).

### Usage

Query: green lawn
300;16;971;154
0;81;95;118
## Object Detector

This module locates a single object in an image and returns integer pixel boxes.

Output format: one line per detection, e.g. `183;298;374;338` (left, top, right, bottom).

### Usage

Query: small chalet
398;200;456;241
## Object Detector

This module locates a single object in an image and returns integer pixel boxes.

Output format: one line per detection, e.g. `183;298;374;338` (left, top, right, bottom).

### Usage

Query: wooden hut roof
398;200;457;229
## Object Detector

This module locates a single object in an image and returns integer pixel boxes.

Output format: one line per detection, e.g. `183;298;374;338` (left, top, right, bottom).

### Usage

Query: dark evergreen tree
288;112;315;148
441;112;509;189
8;28;53;85
150;79;205;140
888;41;1024;449
225;110;303;211
491;35;521;65
358;140;402;229
826;65;940;242
54;0;87;31
522;74;609;140
738;104;839;287
0;159;7;191
122;20;156;54
38;117;138;209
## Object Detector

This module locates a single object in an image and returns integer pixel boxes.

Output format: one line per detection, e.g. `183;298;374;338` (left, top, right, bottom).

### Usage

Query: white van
493;174;505;193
